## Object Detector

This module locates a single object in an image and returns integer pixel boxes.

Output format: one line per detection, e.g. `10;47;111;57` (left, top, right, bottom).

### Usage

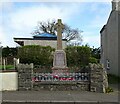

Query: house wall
23;40;67;49
101;26;107;70
100;1;120;76
107;11;118;76
0;72;18;91
118;10;120;76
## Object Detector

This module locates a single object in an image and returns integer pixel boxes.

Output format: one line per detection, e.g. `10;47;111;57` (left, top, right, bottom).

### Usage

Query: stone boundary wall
17;63;108;93
33;81;89;91
89;63;108;93
17;63;33;90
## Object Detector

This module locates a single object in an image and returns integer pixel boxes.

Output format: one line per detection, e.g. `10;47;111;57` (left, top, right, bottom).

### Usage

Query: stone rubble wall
89;63;108;93
33;82;89;91
17;63;108;93
17;63;33;90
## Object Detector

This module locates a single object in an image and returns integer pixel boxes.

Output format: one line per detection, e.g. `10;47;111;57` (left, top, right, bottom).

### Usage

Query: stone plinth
52;50;68;73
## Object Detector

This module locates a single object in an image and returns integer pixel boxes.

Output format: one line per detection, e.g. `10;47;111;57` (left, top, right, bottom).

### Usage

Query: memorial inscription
55;53;64;66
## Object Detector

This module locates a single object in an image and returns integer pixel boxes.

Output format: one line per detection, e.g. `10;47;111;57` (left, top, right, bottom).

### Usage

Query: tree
2;46;17;57
63;24;83;43
32;20;83;44
91;47;100;61
1;46;18;65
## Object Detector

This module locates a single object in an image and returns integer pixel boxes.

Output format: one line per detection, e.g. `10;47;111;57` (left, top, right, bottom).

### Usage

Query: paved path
1;90;119;104
0;84;119;104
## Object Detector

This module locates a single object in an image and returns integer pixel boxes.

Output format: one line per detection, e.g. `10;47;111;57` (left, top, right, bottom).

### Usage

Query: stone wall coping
0;70;18;73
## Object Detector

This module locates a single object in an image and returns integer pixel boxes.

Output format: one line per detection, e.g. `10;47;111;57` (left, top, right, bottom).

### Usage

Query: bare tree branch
31;20;83;45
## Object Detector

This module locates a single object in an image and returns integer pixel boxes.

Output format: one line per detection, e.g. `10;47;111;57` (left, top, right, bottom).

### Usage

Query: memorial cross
55;19;64;50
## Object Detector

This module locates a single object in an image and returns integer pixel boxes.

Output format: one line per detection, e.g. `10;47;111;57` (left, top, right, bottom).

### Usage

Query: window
107;60;110;70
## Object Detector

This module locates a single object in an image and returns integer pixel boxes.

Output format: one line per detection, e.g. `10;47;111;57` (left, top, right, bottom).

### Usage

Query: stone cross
55;19;64;50
52;19;68;73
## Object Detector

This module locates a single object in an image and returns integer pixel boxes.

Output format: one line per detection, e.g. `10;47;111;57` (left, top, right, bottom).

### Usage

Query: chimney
112;0;119;11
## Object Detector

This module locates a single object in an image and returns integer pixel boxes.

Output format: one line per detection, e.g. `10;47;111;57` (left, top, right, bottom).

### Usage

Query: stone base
53;50;67;68
33;82;89;91
52;49;68;74
52;67;69;74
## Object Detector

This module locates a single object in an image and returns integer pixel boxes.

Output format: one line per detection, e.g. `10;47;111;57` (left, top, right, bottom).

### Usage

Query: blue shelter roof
33;33;57;38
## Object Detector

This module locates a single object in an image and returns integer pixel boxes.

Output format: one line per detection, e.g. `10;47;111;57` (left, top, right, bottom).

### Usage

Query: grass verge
0;65;14;70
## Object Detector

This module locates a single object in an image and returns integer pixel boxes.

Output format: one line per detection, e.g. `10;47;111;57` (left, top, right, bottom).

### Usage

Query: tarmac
0;84;120;104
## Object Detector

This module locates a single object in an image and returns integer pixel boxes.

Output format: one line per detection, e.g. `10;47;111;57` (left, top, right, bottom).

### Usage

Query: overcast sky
0;0;112;48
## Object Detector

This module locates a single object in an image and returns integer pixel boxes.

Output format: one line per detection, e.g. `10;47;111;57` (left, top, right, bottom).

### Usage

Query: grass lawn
0;65;14;70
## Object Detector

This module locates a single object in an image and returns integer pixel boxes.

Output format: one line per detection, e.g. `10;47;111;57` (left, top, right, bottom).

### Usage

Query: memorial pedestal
52;50;68;73
52;19;68;74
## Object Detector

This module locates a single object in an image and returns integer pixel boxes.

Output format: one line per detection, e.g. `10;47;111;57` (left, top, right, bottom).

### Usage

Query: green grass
0;65;14;70
108;74;120;84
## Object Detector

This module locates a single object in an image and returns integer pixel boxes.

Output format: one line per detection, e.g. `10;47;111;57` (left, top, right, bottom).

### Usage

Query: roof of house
100;25;106;33
14;32;67;46
33;33;57;38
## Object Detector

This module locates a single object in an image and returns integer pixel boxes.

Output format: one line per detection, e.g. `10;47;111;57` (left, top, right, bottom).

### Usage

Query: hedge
17;45;55;66
65;46;92;67
18;45;98;67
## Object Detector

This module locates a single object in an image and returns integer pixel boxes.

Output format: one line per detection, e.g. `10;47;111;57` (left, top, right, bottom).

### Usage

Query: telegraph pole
0;42;2;70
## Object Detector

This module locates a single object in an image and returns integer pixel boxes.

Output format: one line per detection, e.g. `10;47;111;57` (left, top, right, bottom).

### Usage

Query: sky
0;0;112;48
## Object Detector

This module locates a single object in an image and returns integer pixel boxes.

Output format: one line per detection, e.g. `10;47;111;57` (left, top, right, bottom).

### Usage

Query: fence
17;63;108;93
0;57;19;70
32;73;89;82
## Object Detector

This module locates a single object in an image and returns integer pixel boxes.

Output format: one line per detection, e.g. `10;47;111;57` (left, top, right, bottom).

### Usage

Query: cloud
77;2;111;48
9;6;68;31
82;32;100;48
0;0;112;3
2;3;82;47
81;3;111;31
89;3;111;29
0;26;7;46
1;2;111;47
0;2;14;11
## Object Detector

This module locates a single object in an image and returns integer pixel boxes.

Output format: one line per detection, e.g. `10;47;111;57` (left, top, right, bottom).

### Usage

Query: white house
14;33;67;49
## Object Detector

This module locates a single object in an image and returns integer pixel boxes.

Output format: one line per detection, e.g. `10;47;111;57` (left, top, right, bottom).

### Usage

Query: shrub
89;57;98;64
105;87;113;93
17;45;55;66
18;45;98;67
65;45;91;67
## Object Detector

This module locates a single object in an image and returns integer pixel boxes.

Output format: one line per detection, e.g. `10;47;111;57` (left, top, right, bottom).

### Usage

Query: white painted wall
0;72;18;91
24;40;67;49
